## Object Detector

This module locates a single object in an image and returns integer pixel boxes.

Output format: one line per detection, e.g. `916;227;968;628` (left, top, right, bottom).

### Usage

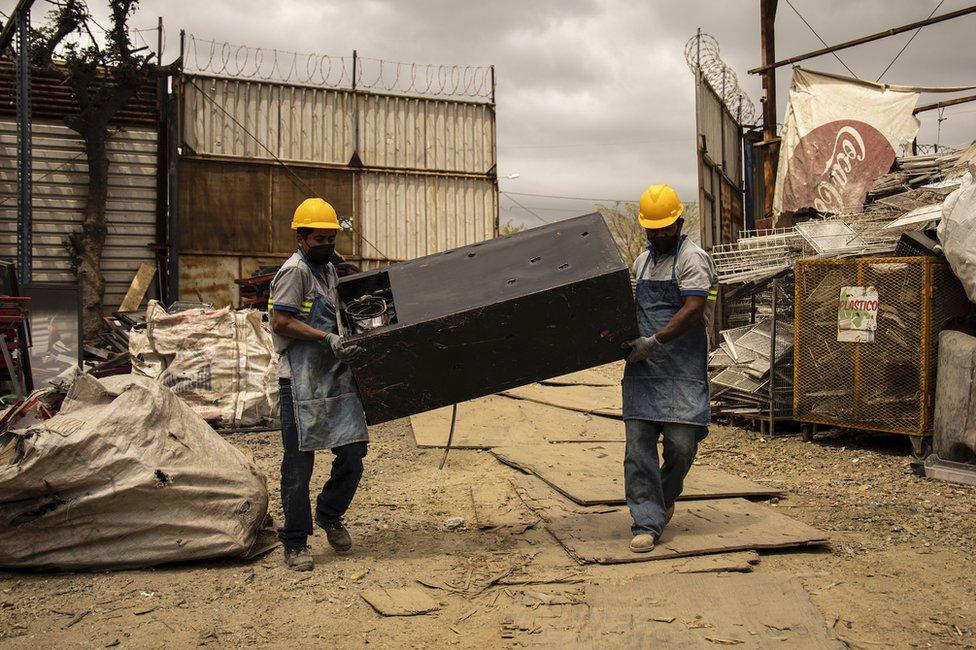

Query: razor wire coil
684;32;758;126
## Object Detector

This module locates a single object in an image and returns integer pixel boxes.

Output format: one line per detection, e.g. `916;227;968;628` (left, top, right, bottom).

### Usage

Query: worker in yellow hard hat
268;197;368;571
620;183;718;554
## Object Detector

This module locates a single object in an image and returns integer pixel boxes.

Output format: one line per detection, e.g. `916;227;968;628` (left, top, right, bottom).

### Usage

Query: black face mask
303;241;335;265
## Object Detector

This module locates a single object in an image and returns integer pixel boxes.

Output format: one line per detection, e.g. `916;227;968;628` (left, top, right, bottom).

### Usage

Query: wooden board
581;573;842;648
492;443;783;505
501;383;623;419
468;481;538;533
360;587;440;616
539;368;616;387
117;262;156;312
544;498;828;565
409;395;624;449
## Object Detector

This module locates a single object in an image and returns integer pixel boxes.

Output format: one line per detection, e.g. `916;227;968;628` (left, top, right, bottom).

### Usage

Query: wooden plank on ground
539;368;616;387
492;443;783;505
117;262;156;313
582;573;843;648
360;587;440;616
410;395;624;449
501;383;623;419
544;498;828;564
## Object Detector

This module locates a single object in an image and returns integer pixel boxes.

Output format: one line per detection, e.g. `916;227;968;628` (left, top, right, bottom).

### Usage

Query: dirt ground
2;390;975;648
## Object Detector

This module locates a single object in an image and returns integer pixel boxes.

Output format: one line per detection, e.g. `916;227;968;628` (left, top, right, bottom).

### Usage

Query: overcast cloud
26;0;976;228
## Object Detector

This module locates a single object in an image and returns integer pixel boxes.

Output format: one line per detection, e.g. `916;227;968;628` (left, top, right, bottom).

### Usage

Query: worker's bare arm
654;295;706;344
271;310;329;343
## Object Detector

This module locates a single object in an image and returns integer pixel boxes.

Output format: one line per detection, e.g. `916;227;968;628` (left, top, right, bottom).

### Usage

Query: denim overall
622;236;710;426
286;264;368;452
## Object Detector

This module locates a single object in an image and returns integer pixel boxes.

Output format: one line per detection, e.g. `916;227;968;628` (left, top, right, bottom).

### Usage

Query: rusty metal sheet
179;254;241;308
270;166;356;256
177;158;271;254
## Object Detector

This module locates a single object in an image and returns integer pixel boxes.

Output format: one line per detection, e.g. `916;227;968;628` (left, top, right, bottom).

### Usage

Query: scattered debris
360;587;440;617
444;516;466;531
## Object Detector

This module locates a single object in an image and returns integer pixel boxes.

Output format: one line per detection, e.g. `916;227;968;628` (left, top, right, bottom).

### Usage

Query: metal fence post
15;8;32;285
768;279;778;437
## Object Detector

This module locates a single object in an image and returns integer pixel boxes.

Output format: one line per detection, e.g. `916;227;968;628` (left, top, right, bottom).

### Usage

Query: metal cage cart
793;257;974;457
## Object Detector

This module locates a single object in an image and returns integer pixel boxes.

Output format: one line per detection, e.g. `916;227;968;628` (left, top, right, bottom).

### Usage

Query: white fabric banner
773;69;921;217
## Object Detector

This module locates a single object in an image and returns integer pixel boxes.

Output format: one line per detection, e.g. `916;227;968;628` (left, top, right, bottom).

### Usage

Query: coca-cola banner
773;69;920;217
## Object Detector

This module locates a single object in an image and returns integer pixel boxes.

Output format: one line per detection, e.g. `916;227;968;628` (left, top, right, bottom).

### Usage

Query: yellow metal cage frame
793;257;971;438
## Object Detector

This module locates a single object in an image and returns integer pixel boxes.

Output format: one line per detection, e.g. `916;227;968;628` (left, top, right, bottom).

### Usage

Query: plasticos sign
837;286;879;343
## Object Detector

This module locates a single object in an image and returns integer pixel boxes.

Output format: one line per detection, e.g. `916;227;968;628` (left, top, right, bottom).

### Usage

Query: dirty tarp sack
0;374;271;571
936;170;976;303
129;300;279;428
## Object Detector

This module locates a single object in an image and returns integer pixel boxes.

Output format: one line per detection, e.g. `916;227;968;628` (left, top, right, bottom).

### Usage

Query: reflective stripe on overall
622;236;711;426
286;261;368;451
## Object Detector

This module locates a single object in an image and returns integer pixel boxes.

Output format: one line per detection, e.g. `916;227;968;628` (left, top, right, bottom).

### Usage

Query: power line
499;192;552;225
500;190;633;202
876;0;945;82
783;0;858;77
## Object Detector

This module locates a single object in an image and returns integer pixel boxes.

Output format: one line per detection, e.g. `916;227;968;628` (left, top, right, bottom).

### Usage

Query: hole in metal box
338;271;397;336
558;263;570;270
529;256;542;264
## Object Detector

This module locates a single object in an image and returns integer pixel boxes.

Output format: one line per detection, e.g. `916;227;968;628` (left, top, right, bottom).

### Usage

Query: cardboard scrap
410;395;623;449
360;587;440;617
543;498;828;565
582;573;843;648
469;482;539;533
539;368;616;387
492;443;783;505
501;383;623;419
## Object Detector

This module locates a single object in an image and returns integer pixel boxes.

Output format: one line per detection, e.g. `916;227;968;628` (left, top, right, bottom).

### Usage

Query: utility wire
186;78;393;263
500;190;632;202
783;0;858;77
499;192;551;225
876;0;945;82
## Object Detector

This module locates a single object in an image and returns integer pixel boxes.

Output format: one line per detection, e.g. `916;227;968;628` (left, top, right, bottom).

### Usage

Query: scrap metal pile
709;141;976;425
709;317;794;419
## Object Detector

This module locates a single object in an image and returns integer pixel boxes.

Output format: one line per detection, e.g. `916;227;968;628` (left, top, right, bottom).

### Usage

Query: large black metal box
337;213;637;424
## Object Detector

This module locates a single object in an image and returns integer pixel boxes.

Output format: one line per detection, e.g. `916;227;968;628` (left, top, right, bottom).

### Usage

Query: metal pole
768;279;778;437
749;5;976;75
352;49;358;90
760;0;778;224
157;16;163;62
15;8;32;286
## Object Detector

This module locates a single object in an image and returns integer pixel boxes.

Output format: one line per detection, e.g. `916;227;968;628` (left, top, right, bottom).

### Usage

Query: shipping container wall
359;95;494;174
359;172;496;263
0;120;158;308
181;75;495;175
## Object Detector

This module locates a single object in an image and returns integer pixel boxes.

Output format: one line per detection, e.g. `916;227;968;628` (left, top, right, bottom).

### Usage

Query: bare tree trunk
75;134;110;341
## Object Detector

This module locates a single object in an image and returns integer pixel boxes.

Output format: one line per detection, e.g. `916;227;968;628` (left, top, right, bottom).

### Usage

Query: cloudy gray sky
22;0;976;228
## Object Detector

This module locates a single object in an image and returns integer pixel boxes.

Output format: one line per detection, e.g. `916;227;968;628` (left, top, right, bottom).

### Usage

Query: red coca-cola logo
782;119;895;214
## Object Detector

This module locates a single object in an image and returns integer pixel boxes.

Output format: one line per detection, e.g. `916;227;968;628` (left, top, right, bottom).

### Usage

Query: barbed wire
183;35;493;101
684;32;758;126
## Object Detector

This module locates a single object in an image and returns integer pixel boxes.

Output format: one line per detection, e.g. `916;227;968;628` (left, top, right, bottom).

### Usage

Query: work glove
622;335;660;363
323;333;364;362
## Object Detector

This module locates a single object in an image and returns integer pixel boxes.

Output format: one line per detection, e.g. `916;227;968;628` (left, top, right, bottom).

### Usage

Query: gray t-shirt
632;236;718;330
269;252;338;379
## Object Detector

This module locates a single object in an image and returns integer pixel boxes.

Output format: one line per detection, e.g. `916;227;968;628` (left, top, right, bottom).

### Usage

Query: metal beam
760;0;778;222
914;93;976;114
0;0;35;59
15;8;31;285
749;5;976;75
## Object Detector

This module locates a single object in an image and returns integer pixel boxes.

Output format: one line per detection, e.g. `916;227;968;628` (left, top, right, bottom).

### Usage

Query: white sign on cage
837;286;879;343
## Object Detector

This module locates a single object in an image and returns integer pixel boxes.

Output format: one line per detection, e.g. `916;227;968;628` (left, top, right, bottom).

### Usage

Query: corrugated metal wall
695;70;744;250
182;75;495;175
178;73;498;301
360;173;496;263
0;120;158;308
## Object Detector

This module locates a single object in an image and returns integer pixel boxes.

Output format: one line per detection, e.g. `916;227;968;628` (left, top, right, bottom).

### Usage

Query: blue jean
278;379;368;550
624;419;707;537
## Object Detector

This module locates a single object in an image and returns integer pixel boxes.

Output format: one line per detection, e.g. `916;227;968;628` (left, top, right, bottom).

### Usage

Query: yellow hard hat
291;198;340;230
638;183;684;229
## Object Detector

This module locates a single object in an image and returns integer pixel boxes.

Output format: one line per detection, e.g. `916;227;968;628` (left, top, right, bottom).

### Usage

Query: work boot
315;512;353;553
665;505;675;525
629;534;656;553
283;546;313;571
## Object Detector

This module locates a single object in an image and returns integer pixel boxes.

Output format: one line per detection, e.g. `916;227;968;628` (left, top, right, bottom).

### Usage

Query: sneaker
283;546;313;571
315;512;353;553
665;505;675;525
629;533;656;553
